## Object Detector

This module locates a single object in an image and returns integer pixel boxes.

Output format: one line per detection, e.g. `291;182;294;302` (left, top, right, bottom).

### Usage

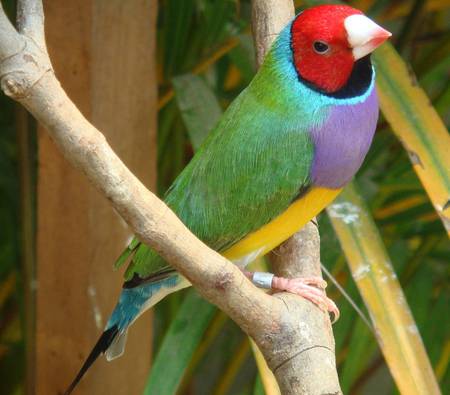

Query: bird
64;5;391;394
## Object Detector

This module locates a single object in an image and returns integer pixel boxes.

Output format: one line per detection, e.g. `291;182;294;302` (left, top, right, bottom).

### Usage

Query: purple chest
310;87;379;189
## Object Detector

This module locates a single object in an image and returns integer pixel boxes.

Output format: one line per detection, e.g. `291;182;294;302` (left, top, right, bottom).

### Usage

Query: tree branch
0;3;23;59
269;232;342;394
0;1;341;393
251;0;295;64
16;0;46;49
252;1;342;393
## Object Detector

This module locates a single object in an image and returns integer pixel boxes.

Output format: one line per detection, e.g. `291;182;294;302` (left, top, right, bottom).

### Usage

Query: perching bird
65;5;390;394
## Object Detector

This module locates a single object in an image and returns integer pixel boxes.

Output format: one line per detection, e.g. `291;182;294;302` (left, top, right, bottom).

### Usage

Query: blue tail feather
64;273;189;394
106;274;183;331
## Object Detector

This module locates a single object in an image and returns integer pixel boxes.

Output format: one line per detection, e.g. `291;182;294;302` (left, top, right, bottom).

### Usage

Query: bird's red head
291;5;391;93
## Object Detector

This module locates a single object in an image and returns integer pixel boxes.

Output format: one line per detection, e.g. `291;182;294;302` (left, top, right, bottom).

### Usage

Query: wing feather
123;81;316;280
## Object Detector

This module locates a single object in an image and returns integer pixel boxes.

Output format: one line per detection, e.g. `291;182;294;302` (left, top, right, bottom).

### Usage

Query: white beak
344;14;392;60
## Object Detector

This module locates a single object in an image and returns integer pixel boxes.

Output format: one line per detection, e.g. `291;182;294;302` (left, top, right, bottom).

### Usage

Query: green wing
119;59;316;281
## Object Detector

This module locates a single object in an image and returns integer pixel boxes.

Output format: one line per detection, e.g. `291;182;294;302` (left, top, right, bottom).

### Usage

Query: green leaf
143;290;216;395
173;73;222;150
340;320;377;392
161;0;196;78
253;374;264;395
229;34;256;84
374;43;450;235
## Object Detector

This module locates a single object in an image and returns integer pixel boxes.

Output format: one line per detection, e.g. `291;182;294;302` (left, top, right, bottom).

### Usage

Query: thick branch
16;0;46;49
252;1;342;393
251;0;295;64
269;231;341;394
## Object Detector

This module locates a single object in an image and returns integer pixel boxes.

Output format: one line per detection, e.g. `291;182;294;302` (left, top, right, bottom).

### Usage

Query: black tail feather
64;326;119;395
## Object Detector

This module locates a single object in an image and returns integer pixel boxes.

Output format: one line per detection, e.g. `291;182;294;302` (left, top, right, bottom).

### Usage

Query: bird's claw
272;275;340;323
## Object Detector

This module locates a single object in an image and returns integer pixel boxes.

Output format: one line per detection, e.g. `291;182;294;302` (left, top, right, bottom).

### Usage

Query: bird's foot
244;270;339;323
272;275;339;322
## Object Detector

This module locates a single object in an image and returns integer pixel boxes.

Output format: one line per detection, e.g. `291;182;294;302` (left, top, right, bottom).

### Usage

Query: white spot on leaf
353;264;371;280
328;202;361;225
407;324;419;335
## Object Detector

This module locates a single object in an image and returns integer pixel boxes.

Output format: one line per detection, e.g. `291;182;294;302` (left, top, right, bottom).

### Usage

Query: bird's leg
243;270;340;322
272;275;340;322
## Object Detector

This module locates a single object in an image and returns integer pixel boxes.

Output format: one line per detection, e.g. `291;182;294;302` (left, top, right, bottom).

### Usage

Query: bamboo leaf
143;291;216;395
161;0;196;79
176;312;229;394
213;339;250;395
249;339;281;395
340;320;377;392
229;35;256;85
173;73;222;150
253;374;265;395
159;37;240;110
373;43;450;235
327;182;441;395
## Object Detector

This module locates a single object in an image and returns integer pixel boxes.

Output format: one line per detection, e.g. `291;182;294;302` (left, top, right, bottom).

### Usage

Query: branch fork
0;37;51;98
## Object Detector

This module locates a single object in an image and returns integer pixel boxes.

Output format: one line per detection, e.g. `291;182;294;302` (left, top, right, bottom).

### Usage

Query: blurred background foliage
0;0;449;394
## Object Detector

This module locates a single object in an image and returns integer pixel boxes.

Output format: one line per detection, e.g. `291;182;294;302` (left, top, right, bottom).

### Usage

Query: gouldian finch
65;5;391;393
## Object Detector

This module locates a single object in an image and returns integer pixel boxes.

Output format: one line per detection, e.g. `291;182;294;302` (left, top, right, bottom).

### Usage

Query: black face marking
299;55;373;99
327;55;373;99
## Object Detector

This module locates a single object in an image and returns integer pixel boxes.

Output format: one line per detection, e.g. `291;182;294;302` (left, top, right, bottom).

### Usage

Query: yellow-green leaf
250;339;281;395
327;183;441;395
374;43;450;235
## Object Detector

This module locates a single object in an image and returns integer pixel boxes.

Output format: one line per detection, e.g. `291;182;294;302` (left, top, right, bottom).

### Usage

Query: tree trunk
34;2;157;394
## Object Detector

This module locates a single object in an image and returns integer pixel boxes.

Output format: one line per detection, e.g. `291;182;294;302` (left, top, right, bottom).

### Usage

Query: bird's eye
313;41;329;54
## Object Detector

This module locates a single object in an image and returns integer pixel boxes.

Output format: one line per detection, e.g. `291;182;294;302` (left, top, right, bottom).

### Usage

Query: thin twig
16;0;46;49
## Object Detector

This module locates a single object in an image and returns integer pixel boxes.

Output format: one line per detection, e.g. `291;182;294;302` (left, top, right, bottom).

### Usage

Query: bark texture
269;233;341;395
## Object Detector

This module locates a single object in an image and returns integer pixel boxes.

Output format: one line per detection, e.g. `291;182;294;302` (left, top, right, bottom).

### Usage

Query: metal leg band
252;272;274;289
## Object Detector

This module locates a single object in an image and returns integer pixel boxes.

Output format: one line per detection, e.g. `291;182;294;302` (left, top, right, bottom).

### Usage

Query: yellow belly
223;186;342;262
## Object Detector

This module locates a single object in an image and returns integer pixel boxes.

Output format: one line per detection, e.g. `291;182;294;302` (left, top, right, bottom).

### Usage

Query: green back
122;50;319;280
